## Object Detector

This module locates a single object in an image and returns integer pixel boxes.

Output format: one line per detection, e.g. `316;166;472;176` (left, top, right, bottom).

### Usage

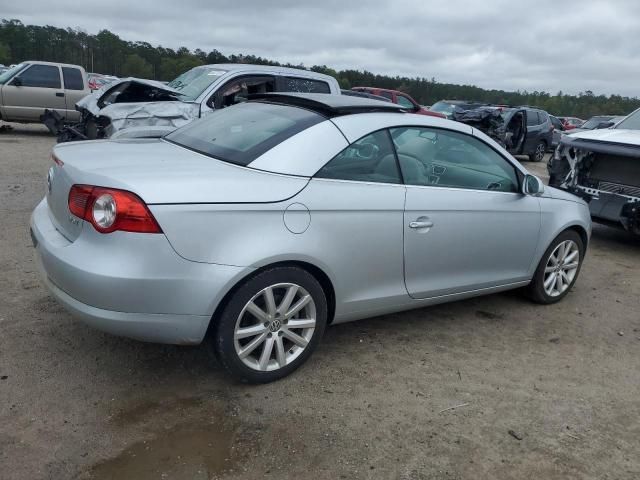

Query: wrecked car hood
74;77;200;136
76;77;185;115
565;128;640;146
98;101;200;137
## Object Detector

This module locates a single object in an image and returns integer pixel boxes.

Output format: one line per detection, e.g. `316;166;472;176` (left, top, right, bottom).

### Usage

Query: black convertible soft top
248;92;406;117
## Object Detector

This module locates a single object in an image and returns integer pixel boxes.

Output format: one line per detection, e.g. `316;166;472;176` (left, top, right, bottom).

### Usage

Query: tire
527;230;584;304
212;266;327;383
529;141;547;162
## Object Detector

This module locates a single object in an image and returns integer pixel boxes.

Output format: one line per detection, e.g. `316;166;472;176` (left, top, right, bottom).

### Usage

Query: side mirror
11;76;22;86
596;121;614;129
523;174;545;196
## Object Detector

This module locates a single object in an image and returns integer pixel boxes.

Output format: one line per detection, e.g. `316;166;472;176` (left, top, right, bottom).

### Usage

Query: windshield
165;101;324;166
0;63;27;84
430;101;456;115
614;109;640;130
167;67;228;101
581;116;612;130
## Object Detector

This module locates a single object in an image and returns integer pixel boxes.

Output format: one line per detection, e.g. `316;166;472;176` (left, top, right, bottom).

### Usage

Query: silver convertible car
31;93;591;383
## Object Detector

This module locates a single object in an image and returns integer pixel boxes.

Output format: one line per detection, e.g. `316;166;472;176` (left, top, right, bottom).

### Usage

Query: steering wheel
355;143;380;160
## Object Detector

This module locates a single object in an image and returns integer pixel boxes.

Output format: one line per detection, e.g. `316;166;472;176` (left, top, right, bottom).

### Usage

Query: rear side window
315;130;401;184
550;116;563;129
18;64;61;88
62;67;84;90
379;91;393;100
526;111;541;126
165;102;324;166
539;111;549;123
280;77;330;94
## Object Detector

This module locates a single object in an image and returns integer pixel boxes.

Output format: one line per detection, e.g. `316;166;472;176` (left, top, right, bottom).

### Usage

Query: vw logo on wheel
268;319;281;332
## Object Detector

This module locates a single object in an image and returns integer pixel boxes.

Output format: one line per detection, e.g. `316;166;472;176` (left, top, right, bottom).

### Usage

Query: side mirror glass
523;174;545;196
11;76;22;86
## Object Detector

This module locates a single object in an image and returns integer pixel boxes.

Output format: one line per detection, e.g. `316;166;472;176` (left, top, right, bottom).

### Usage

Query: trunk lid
49;139;309;206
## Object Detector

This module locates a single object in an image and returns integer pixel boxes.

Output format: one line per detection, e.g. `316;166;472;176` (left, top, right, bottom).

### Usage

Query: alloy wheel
543;240;580;297
535;143;545;161
233;283;316;372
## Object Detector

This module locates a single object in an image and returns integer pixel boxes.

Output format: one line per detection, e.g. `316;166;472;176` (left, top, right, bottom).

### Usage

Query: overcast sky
5;0;640;97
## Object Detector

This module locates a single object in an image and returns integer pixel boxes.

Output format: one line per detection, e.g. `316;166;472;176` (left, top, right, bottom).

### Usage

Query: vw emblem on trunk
46;167;54;194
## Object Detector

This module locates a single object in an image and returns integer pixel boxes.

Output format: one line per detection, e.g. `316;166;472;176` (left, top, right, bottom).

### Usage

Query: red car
559;116;584;131
351;87;446;118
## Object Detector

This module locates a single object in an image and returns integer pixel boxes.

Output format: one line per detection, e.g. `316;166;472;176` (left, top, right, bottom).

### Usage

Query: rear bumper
30;198;251;344
39;273;210;344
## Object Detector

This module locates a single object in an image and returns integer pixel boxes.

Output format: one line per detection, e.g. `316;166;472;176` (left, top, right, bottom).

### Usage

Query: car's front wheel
212;266;327;383
527;230;585;304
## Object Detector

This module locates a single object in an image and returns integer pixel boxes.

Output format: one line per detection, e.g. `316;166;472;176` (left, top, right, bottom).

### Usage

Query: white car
548;108;640;236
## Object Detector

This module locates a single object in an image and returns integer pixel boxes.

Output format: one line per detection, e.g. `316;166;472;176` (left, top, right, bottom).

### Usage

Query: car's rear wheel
529;141;547;162
527;230;584;304
212;266;327;383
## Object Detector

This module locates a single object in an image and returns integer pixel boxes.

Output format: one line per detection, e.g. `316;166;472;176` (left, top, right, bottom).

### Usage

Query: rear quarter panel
150;179;409;320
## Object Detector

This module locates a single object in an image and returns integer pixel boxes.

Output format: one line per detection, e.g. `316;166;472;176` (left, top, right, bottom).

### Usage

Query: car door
1;64;66;122
391;126;541;298
61;66;88;121
524;109;543;152
309;129;407;313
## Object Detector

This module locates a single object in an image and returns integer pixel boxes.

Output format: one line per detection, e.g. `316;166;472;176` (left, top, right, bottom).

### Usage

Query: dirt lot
1;123;639;480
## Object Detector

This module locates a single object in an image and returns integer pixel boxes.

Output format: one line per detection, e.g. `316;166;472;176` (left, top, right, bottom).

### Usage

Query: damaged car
453;106;553;162
548;108;640;235
43;64;340;142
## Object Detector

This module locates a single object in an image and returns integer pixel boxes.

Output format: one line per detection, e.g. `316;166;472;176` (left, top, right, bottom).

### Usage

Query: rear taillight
68;185;162;234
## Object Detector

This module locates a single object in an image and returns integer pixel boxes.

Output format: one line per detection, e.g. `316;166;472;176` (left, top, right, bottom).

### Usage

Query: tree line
1;18;638;118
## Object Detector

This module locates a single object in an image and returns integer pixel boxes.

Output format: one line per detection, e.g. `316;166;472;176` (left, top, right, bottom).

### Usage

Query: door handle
55;92;65;97
409;220;434;229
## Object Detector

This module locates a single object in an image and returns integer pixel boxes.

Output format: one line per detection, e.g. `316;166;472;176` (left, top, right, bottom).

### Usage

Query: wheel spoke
557;243;566;262
554;272;563;294
235;324;267;340
544;265;556;274
549;253;559;266
238;331;268;359
287;318;316;330
278;285;298;315
544;272;556;290
258;335;275;371
275;336;286;368
563;261;579;271
561;270;571;285
263;287;277;316
246;301;268;322
285;294;311;319
564;250;579;264
283;329;309;348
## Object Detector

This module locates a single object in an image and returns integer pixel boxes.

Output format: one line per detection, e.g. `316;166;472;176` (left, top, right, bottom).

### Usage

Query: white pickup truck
0;61;91;123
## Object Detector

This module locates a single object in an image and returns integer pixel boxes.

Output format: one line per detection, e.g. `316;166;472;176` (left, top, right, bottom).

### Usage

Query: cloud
4;0;640;96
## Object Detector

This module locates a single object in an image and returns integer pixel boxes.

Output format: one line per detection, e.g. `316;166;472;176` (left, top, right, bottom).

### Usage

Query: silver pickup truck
0;61;91;123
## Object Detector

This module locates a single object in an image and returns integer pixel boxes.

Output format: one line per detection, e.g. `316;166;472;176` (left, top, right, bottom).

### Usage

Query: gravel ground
1;123;639;480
